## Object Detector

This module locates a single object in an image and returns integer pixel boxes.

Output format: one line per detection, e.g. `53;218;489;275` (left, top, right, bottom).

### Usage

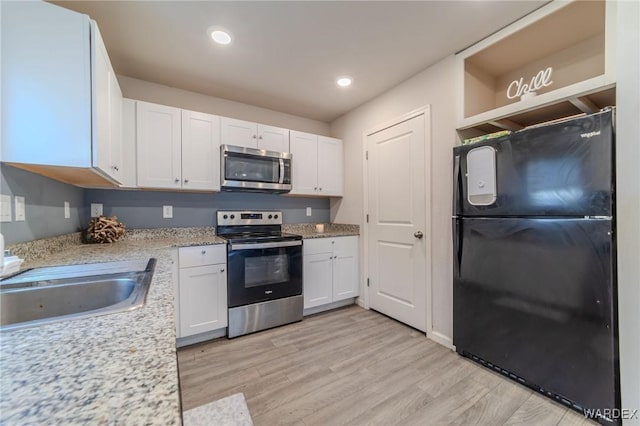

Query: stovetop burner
216;210;301;244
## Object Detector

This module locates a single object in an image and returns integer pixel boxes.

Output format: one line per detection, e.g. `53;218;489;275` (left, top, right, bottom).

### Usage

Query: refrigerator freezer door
454;110;614;217
467;146;497;206
453;217;618;415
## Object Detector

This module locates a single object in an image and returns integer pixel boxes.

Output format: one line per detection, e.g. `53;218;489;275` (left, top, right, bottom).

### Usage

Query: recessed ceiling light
337;77;352;87
210;29;232;45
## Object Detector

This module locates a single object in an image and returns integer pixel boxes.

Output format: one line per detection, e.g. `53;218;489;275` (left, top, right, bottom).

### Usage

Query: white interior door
367;114;427;331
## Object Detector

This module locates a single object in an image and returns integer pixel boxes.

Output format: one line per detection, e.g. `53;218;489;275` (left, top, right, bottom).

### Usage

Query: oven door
227;240;302;307
221;145;292;192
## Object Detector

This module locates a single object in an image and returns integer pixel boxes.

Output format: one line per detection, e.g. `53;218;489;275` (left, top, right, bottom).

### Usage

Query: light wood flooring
178;305;594;425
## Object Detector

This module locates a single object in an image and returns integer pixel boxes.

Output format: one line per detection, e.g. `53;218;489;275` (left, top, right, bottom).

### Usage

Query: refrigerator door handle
452;218;462;277
452;155;461;216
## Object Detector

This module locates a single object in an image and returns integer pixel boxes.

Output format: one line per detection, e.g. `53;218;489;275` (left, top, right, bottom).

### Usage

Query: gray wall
84;189;330;228
0;165;85;244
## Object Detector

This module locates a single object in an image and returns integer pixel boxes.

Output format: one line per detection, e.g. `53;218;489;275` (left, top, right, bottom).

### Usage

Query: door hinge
367;278;370;287
366;214;369;223
366;151;368;160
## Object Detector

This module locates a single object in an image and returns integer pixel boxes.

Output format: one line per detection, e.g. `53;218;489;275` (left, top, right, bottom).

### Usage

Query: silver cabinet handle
175;178;180;183
414;231;424;239
253;135;257;139
184;179;189;184
314;187;318;191
319;188;322;191
112;165;119;171
220;268;225;273
259;135;263;140
201;250;206;254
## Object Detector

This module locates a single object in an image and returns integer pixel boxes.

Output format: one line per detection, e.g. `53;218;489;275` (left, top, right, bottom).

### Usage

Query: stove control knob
223;214;228;219
230;214;235;219
268;214;273;219
274;214;279;219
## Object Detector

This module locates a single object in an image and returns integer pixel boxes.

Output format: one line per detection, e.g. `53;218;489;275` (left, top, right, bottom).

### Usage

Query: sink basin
0;258;156;331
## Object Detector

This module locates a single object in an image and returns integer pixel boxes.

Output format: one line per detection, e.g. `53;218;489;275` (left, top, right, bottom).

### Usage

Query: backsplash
83;189;330;229
0;165;330;245
0;165;85;244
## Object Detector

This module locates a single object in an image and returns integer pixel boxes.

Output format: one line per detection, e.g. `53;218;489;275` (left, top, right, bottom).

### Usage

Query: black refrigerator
453;109;619;424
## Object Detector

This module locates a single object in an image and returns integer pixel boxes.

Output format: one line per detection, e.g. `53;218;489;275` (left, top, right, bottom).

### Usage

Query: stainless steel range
217;210;303;338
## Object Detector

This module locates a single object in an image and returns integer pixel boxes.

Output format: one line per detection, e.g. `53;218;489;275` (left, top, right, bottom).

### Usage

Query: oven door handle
230;240;302;251
278;158;285;184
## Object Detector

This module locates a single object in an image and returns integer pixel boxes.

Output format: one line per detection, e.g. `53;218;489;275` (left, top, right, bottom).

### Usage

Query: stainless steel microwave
220;145;292;193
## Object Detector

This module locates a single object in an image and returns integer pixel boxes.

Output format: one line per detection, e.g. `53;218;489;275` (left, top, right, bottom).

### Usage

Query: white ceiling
52;1;547;123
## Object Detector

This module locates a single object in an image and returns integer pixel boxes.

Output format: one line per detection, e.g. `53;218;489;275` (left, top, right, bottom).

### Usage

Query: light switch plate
0;195;11;222
64;201;71;219
306;207;312;217
90;203;103;217
163;205;173;219
14;196;25;221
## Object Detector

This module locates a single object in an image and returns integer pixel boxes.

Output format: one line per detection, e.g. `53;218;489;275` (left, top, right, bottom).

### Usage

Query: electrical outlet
64;201;71;219
306;207;312;217
90;203;103;217
163;205;173;219
0;194;11;222
14;196;25;221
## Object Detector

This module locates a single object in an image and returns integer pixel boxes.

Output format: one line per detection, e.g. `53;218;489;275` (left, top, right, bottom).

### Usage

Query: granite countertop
283;223;359;239
0;230;224;425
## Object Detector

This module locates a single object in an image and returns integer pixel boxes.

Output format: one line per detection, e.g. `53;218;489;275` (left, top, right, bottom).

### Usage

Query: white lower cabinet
303;236;358;310
175;245;227;340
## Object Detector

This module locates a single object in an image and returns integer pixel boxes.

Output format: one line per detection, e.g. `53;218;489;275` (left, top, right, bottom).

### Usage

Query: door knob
414;231;424;239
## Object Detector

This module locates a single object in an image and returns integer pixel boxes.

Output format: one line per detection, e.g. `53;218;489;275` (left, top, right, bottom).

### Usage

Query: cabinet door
221;117;258;149
182;110;221;191
289;131;319;195
1;1;92;167
136;101;182;189
303;253;333;309
332;237;359;301
93;23;111;179
120;98;137;188
108;71;123;181
317;136;343;196
179;264;228;337
257;124;290;153
92;22;122;184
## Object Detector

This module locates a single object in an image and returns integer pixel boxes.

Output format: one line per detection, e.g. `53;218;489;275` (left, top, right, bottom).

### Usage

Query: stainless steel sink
0;258;156;331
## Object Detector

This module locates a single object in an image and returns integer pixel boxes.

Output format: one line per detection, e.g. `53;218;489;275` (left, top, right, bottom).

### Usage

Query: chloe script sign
507;67;553;100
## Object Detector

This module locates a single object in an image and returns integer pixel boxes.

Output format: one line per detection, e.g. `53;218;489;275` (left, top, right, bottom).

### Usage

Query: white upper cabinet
257;124;290;152
221;117;289;151
290;131;319;195
136;102;182;189
1;1;124;186
221;117;258;149
136;102;221;191
181;110;221;191
290;131;343;197
317;136;343;196
92;22;123;183
120;99;138;188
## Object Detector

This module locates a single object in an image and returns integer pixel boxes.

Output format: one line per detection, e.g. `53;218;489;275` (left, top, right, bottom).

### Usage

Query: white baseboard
177;328;227;348
304;298;356;316
356;297;366;309
429;330;455;350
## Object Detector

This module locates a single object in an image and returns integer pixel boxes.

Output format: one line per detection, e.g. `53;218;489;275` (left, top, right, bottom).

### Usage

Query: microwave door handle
279;158;285;184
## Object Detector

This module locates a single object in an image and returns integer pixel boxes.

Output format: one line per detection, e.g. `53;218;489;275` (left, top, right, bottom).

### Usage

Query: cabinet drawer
179;245;226;268
303;238;335;255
